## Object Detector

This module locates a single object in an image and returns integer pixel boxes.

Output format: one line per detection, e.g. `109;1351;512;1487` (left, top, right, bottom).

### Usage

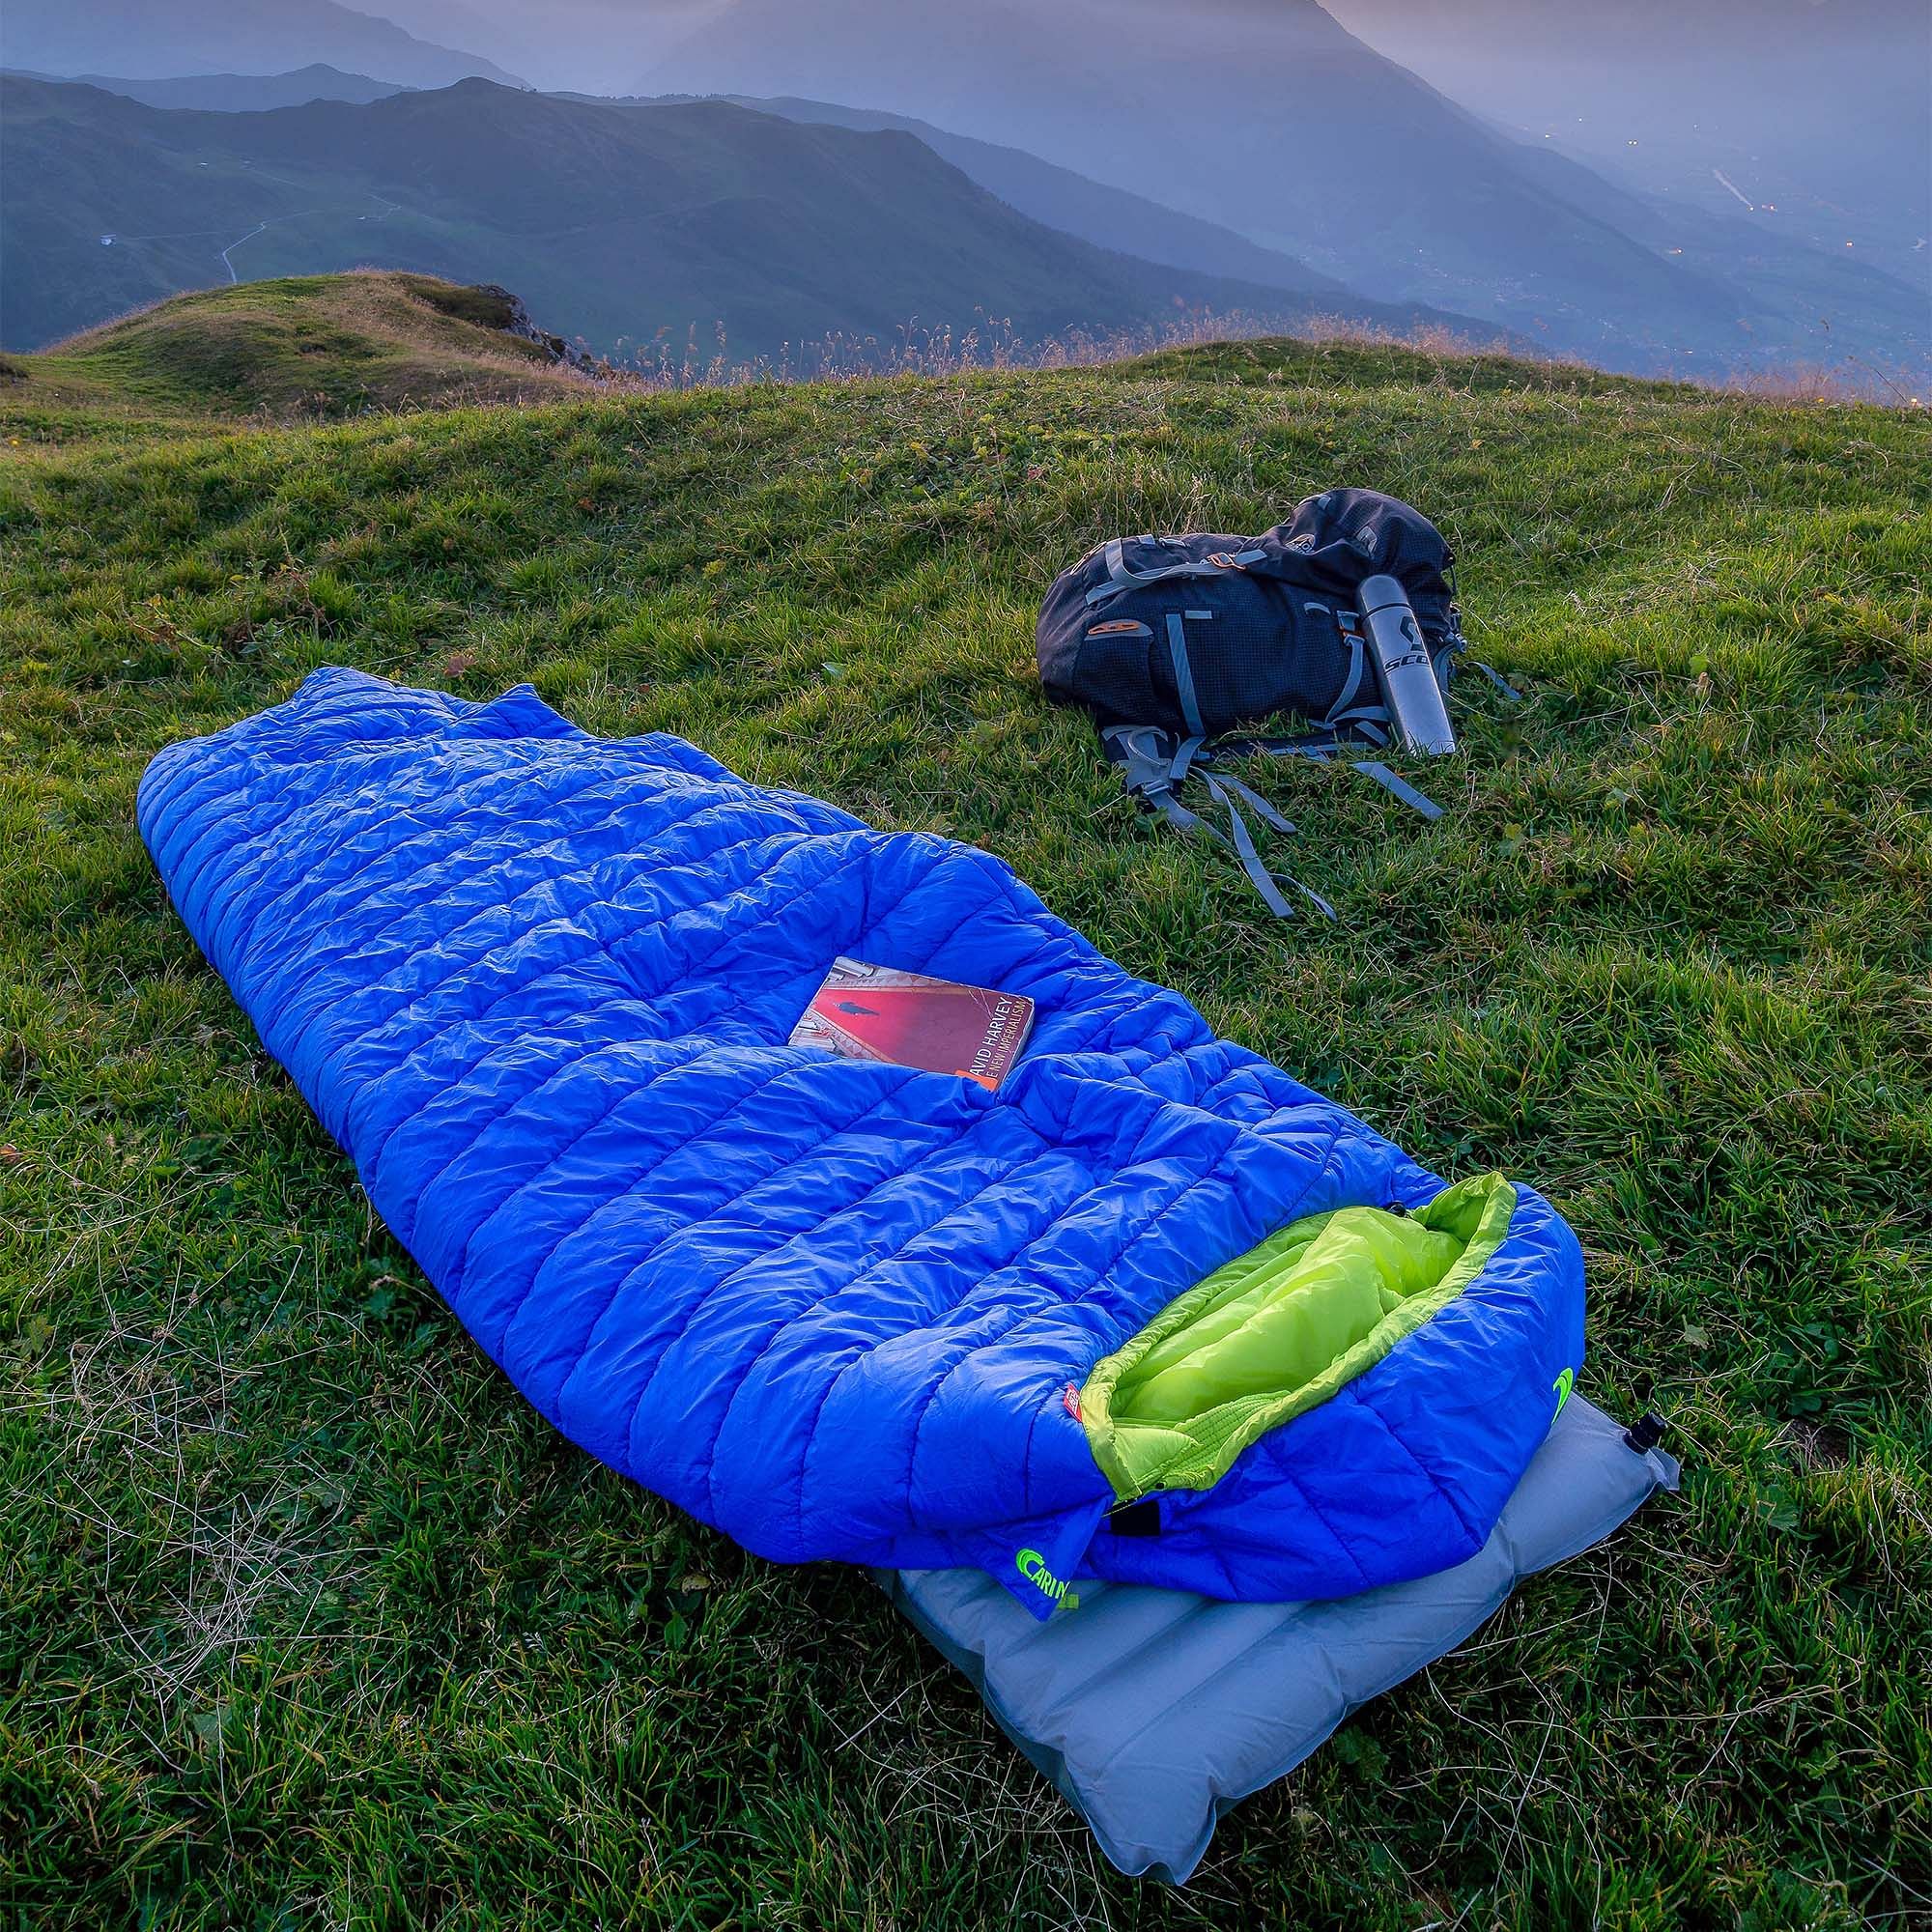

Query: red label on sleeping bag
790;956;1035;1091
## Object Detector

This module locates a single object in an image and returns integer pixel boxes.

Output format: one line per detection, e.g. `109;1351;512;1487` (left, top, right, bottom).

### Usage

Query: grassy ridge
2;319;1928;1928
1;274;594;437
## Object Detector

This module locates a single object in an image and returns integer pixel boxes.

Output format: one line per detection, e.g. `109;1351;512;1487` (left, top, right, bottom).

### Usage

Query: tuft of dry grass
11;274;1919;445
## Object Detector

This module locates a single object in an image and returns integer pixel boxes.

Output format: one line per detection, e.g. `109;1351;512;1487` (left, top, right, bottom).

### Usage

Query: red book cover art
789;957;1035;1091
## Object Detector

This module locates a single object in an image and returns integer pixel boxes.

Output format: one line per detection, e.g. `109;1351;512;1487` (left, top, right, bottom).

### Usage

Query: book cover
789;956;1036;1091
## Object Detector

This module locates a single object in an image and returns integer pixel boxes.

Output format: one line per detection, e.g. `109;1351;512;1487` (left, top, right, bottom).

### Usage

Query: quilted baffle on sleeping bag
138;669;1586;1618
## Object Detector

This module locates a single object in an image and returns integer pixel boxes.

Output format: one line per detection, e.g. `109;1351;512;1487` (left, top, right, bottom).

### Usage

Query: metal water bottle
1359;574;1456;755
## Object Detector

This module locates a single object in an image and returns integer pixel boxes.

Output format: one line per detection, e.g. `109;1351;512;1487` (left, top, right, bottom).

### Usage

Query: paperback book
790;956;1035;1091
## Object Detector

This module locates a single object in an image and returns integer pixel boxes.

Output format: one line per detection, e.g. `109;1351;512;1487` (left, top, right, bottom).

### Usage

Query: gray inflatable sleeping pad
875;1395;1677;1883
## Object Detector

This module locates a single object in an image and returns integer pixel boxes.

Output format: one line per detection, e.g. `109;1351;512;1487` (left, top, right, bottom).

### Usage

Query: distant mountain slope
11;272;598;417
11;64;413;110
636;0;1926;379
1501;137;1931;385
1;76;1472;358
705;96;1355;299
1326;0;1929;266
635;0;1731;357
0;0;522;89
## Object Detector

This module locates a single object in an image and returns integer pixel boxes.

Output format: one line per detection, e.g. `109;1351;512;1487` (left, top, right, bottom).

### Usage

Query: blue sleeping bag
139;668;1585;1618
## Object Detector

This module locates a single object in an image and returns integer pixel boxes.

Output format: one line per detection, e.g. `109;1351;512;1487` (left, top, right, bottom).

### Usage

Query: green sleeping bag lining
1081;1172;1520;1501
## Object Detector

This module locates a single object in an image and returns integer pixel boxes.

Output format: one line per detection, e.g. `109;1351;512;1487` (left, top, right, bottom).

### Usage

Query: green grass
2;309;1928;1929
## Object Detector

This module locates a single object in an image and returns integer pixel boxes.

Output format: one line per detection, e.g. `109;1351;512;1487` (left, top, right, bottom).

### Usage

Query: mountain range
11;63;412;111
724;92;1928;384
0;0;520;88
4;0;1924;384
634;0;1928;379
631;94;1359;304
1;74;1478;357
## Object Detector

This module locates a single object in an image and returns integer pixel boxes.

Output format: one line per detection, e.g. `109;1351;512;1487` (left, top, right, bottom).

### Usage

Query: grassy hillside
2;313;1927;1928
3;274;596;431
2;74;1458;360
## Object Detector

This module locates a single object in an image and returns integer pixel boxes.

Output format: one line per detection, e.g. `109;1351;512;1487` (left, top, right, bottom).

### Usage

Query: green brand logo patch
1552;1365;1576;1416
1015;1548;1079;1611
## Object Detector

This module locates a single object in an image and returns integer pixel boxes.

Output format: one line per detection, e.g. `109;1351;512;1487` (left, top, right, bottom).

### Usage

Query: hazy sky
375;0;713;88
374;0;1929;94
17;0;1915;143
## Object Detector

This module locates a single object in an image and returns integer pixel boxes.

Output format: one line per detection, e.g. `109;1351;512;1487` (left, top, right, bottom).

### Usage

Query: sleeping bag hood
138;669;1585;1618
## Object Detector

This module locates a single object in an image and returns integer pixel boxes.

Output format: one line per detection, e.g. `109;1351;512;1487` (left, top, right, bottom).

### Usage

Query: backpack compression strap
1087;596;1511;908
1083;540;1269;607
1102;726;1334;921
1158;602;1446;823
